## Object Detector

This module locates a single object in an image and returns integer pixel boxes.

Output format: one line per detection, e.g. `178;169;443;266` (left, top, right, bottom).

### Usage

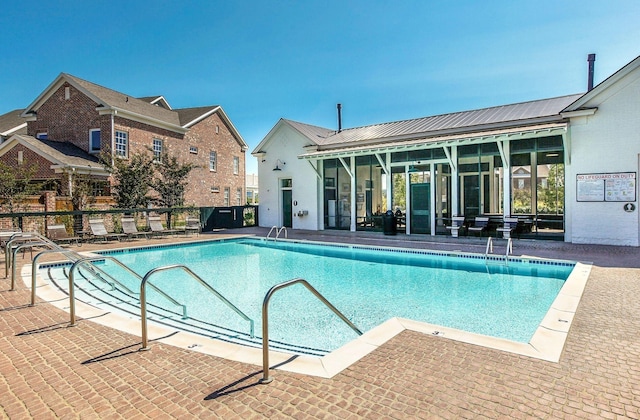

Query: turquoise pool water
45;238;574;354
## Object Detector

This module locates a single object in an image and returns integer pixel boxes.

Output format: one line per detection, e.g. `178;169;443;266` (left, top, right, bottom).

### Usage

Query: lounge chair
121;217;149;240
46;224;81;246
184;216;201;236
148;216;179;237
468;216;489;237
446;216;466;238
88;219;126;242
497;217;519;239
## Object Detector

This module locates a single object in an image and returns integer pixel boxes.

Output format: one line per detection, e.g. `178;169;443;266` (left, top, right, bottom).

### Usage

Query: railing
6;232;60;288
484;237;513;266
266;226;288;241
259;278;362;384
67;256;185;327
139;264;255;350
31;248;82;306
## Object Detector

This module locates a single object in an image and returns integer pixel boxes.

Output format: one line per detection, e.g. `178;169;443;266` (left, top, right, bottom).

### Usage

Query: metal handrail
31;248;81;306
275;226;288;240
67;256;185;327
484;237;493;257
266;226;278;239
5;232;56;278
259;278;362;384
11;241;50;290
140;264;255;350
505;238;513;265
266;226;288;241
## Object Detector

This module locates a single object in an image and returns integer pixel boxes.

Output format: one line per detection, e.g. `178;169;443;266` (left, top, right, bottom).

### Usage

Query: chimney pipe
587;53;596;91
337;103;342;133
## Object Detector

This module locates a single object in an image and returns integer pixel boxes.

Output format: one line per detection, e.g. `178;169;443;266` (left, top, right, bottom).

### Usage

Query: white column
502;141;511;216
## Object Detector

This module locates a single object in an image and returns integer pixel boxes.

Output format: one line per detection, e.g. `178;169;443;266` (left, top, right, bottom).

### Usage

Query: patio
1;229;639;418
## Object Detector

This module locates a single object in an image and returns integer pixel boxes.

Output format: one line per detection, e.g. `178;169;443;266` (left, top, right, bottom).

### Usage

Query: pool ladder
266;225;288;240
484;237;513;265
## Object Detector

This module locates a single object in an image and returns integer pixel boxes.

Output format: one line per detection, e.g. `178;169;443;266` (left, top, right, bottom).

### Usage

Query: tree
150;152;197;228
102;152;155;209
0;160;43;227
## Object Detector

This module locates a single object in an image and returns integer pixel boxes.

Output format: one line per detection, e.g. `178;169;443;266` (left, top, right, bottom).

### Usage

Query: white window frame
233;156;239;175
89;129;101;153
236;187;242;205
209;151;217;172
115;130;128;158
153;138;163;163
224;187;230;206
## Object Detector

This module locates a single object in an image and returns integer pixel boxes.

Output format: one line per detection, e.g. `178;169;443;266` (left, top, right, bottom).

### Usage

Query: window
233;156;239;175
189;146;198;154
224;187;230;206
89;129;101;153
115;130;128;157
209;151;217;171
153;138;163;162
236;188;242;205
36;132;48;140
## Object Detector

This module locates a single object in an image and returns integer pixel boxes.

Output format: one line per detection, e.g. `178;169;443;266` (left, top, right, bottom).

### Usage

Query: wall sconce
273;159;285;171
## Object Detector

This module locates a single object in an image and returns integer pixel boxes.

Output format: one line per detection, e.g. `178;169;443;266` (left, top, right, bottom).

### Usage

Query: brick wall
0;144;58;179
27;83;108;151
23;80;246;208
181;113;246;206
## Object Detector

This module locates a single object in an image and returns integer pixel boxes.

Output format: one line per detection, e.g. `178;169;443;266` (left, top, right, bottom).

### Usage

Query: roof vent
337;103;342;133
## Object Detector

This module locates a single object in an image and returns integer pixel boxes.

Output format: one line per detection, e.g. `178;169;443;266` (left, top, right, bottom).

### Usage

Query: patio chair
88;219;126;242
184;216;201;236
121;217;149;240
148;216;180;237
468;216;489;237
46;224;81;246
445;216;466;238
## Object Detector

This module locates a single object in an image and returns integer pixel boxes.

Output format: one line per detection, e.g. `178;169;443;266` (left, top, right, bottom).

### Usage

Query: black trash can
382;210;397;235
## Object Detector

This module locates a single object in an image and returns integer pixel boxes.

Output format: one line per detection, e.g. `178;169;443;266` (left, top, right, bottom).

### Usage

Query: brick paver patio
1;231;639;418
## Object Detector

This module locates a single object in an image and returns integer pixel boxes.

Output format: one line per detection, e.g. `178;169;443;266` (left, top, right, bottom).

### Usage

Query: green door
410;183;430;234
282;190;293;228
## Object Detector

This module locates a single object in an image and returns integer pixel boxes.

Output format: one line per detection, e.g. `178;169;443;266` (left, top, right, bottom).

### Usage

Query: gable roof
20;73;247;147
0;109;27;137
0;134;107;175
176;105;248;150
563;54;640;112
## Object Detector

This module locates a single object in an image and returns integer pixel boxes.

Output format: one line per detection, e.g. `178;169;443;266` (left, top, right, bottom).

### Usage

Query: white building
253;54;640;246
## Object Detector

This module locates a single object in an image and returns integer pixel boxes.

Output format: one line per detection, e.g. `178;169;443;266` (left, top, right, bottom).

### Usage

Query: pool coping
24;238;592;379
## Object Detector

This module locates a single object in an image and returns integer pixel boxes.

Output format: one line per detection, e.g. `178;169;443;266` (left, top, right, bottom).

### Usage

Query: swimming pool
40;238;575;356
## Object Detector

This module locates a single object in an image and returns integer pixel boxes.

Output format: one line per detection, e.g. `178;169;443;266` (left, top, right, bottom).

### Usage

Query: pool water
45;238;574;354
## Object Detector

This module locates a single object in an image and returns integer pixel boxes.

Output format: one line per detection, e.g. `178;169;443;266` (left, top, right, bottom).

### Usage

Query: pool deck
2;228;640;418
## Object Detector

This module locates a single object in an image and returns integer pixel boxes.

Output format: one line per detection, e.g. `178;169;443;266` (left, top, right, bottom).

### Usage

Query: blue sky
1;1;639;174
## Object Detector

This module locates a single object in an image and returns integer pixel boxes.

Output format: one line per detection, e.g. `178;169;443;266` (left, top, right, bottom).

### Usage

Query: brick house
0;73;247;208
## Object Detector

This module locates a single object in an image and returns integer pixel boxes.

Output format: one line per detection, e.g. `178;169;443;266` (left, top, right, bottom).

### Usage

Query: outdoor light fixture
273;159;285;171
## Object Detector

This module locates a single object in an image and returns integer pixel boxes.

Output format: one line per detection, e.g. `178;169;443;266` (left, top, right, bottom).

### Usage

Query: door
410;183;430;234
463;175;480;217
282;189;293;228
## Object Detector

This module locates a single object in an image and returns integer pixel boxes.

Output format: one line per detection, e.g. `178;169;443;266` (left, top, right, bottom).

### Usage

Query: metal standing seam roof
286;94;583;150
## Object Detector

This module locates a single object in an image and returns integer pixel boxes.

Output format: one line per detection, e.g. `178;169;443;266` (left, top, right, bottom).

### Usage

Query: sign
624;203;636;212
577;172;636;202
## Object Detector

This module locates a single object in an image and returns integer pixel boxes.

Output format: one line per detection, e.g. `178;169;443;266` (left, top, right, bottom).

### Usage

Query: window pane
90;129;101;151
115;131;128;157
209;151;217;171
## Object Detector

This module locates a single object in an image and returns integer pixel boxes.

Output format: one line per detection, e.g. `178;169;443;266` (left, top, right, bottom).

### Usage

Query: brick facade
19;78;246;208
